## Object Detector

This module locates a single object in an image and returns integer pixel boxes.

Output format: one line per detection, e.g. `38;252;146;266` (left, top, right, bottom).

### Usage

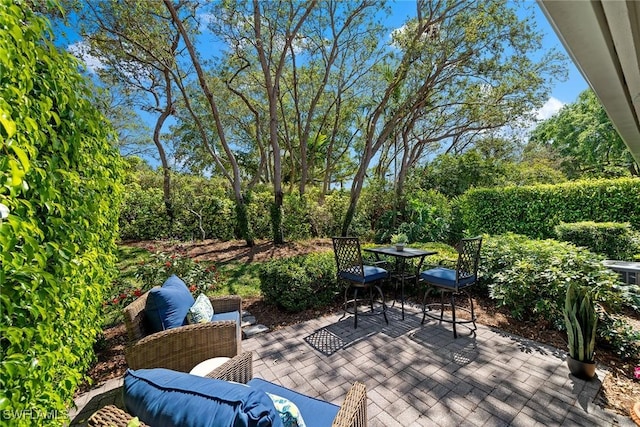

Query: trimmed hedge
458;178;640;239
0;3;124;425
555;221;640;261
258;252;339;312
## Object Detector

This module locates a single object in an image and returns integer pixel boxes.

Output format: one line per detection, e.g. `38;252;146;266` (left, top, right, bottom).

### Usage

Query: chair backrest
123;289;154;343
332;237;365;279
456;236;483;282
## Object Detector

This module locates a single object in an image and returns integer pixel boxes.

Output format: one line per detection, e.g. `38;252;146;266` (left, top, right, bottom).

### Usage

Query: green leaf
10;145;30;172
0;111;16;138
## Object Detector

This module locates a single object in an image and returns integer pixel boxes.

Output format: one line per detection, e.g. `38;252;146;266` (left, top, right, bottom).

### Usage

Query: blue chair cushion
339;265;388;284
247;378;339;427
145;275;195;333
420;267;475;289
211;310;241;327
124;368;283;427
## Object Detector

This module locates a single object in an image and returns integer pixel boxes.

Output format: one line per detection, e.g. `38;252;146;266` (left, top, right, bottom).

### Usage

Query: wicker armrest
205;351;253;383
332;382;367;427
125;321;240;371
209;295;242;314
88;405;147;427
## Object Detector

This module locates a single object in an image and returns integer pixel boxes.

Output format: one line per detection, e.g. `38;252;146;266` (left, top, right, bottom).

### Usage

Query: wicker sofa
123;288;242;371
88;352;367;427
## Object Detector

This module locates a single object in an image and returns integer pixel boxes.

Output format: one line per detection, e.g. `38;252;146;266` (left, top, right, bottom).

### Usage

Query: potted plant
391;233;408;251
563;282;598;380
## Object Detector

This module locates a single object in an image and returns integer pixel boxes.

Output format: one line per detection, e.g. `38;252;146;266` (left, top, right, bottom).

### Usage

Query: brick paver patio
69;304;635;426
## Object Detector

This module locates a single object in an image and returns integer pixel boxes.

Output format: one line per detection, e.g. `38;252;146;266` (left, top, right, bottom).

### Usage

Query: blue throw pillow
145;275;195;333
124;368;283;427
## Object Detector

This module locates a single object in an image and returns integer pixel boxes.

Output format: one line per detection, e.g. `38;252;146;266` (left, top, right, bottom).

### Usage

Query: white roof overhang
538;0;640;164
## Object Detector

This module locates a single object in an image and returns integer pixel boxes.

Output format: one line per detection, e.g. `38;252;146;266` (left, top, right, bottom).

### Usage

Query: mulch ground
82;238;640;419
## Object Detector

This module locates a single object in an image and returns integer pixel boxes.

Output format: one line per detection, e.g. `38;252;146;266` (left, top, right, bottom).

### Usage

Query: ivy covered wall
0;2;124;424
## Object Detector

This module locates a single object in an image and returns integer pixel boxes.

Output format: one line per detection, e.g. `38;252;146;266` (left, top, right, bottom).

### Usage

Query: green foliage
459;178;640;239
132;251;220;294
169;176;235;241
597;313;640;362
246;189;272;239
258;252;338;312
554;221;640;261
390;233;408;244
396;189;452;243
119;183;169;240
0;2;124;424
529;89;638;178
234;199;253;245
479;234;623;326
105;246;221;327
282;193;312;240
118;171;235;241
563;282;597;361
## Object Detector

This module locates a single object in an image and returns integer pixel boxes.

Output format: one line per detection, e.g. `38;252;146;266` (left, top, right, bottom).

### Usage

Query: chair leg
439;290;445;321
340;286;349;321
450;292;457;339
375;285;388;325
369;286;374;312
467;291;477;333
353;287;359;328
421;286;435;325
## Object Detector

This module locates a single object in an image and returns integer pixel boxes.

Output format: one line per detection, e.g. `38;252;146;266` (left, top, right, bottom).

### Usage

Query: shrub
246;189;272;239
119;184;169;241
598;313;640;361
259;252;338;312
554;221;640;261
133;251;220;295
479;234;623;327
282;192;312;240
0;3;124;424
396;189;452;243
459;178;640;238
119;173;236;241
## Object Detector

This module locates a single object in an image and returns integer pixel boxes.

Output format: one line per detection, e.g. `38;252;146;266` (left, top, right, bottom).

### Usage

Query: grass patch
215;262;263;299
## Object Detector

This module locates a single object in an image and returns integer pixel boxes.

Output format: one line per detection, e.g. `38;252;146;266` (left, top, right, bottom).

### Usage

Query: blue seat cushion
247;378;339;427
211;310;241;327
420;267;475;289
339;265;388;284
124;368;283;427
145;275;195;333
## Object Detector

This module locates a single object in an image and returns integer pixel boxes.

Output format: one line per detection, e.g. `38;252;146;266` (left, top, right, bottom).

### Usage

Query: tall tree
528;89;639;178
162;0;255;246
339;0;565;235
78;0;181;221
78;0;256;245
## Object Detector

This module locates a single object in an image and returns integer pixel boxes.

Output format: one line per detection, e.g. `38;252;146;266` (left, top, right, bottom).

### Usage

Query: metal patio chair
420;236;482;338
332;236;389;328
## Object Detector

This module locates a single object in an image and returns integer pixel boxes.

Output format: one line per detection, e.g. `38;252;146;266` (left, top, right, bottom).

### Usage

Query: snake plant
563;282;598;362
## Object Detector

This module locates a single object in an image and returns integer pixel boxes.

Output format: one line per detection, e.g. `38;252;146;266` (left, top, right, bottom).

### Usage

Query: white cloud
535;97;564;121
500;97;566;143
67;40;104;74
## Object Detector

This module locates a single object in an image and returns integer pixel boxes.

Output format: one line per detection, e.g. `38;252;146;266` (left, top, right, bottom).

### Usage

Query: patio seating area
69;304;635;426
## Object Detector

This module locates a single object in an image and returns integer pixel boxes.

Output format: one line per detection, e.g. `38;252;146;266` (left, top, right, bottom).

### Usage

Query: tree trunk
163;0;253;247
152;89;173;226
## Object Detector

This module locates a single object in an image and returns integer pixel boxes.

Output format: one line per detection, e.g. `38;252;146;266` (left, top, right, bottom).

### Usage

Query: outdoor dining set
332;235;483;339
87;236;482;427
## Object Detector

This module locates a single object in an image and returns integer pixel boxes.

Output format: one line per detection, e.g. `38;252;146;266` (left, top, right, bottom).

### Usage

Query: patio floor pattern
69;304;635;426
